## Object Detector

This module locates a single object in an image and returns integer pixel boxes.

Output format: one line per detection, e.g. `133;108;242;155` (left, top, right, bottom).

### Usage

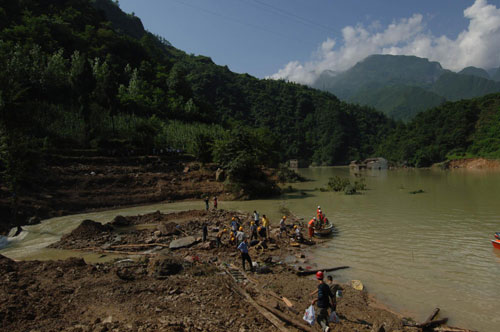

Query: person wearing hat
236;226;246;245
216;228;227;248
230;217;239;233
279;216;288;238
311;271;334;332
261;214;270;238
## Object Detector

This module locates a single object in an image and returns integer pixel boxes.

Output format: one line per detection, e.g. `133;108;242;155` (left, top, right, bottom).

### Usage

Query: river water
1;167;499;331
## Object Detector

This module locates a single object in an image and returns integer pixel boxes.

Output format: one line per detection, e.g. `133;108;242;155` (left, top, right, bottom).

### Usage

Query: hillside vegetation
0;0;395;196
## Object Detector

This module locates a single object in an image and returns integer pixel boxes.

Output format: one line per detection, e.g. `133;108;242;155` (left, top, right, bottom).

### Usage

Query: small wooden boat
495;232;500;240
492;239;500;250
314;222;334;237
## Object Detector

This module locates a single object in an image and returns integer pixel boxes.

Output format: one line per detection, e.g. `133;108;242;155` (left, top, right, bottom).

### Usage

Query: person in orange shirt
308;217;316;239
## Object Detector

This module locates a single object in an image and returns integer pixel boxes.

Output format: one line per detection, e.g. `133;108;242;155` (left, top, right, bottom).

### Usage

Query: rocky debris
169;236;197;249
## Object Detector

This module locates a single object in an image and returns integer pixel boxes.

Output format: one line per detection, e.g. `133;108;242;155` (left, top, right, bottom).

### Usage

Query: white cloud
270;0;500;85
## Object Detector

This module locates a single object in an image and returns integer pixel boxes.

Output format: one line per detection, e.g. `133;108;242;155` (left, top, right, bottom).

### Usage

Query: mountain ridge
312;54;500;121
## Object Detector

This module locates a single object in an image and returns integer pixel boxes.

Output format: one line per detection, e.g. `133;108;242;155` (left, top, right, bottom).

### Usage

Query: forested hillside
377;93;500;167
0;0;396;195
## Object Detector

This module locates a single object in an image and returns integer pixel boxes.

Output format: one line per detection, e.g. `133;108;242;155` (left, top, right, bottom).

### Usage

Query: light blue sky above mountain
118;0;500;83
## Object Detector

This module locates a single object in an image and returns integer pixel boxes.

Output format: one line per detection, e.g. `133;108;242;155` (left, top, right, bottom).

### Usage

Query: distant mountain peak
458;66;490;79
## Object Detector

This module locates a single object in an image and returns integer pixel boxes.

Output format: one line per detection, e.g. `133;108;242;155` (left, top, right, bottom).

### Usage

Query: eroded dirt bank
0;209;466;332
438;158;500;170
0;153;226;234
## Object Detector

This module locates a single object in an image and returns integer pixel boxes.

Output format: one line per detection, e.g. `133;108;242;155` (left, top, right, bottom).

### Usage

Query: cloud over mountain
270;0;500;85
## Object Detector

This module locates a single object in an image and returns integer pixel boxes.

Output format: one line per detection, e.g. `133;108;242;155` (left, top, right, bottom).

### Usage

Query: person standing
230;217;239;233
202;222;208;242
279;216;288;238
237;239;254;272
308;217;316;239
250;221;258;241
213;196;218;210
326;275;343;313
236;226;246;244
253;210;260;226
204;196;209;211
311;271;334;332
261;214;269;238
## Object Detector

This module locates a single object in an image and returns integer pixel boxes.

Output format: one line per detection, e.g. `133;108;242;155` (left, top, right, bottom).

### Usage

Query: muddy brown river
2;167;499;332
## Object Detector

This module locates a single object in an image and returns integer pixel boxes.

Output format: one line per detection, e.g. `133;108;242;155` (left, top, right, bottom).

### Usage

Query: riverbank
1;209;469;332
434;158;500;170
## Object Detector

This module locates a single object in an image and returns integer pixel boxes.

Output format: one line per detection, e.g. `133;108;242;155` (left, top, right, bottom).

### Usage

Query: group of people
204;196;218;210
311;271;343;332
214;211;273;272
307;205;330;238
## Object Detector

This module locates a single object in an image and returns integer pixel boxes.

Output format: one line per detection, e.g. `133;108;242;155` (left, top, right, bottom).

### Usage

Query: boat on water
492;239;500;250
495;232;500;240
314;222;334;237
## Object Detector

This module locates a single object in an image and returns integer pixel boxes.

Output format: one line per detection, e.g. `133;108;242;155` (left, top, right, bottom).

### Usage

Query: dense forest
378;93;500;167
1;0;500;196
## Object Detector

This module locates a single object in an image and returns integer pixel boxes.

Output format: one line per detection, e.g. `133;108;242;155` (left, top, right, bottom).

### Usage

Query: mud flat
0;210;472;332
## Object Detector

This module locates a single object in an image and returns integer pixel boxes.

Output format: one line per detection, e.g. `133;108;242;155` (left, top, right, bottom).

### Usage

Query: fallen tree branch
422;308;440;325
417;318;448;329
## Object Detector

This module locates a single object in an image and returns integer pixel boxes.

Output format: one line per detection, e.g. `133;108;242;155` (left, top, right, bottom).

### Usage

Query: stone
110;215;129;226
157;222;180;236
169;236;197;249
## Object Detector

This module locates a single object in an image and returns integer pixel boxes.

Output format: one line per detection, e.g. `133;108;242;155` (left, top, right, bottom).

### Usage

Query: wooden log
416;317;448;329
256;300;313;332
297;266;350;276
224;281;291;332
422;307;440;325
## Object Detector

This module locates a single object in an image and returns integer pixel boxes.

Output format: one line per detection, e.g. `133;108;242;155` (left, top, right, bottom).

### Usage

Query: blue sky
118;0;500;82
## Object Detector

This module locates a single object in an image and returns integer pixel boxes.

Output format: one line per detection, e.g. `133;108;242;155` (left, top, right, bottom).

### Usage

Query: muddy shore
1;209;469;332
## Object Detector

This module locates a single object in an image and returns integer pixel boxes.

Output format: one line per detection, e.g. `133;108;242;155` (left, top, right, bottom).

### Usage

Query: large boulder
169;236;197;249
